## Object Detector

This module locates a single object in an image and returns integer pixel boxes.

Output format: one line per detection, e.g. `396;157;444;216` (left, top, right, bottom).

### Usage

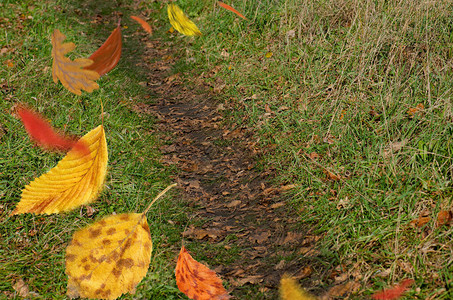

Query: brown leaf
323;281;361;299
13;279;29;298
175;246;230;300
84;23;122;76
51;29;99;95
410;216;431;228
436;210;452;227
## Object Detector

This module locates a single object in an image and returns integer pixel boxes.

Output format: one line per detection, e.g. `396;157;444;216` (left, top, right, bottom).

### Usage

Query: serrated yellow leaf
167;4;202;36
11;125;108;215
280;274;318;300
65;213;152;300
52;29;100;95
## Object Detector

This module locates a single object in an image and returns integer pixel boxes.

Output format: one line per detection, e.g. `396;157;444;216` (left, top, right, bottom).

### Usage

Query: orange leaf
218;1;247;20
371;279;414;300
84;22;122;77
130;16;153;34
175;246;230;300
17;106;88;155
436;210;452;227
51;29;100;95
409;216;430;228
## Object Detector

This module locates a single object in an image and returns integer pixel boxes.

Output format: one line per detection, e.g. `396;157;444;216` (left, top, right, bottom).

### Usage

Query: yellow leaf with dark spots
52;29;100;95
11;125;108;215
65;213;152;300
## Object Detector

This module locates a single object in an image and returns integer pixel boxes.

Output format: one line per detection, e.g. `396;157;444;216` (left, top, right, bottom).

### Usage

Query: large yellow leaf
52;29;100;95
280;274;318;300
65;213;152;300
167;4;202;36
11;125;108;215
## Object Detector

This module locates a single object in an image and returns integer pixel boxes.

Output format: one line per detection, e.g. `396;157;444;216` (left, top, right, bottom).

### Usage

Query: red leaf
175;246;230;300
84;22;122;76
130;16;153;34
371;279;414;300
218;1;247;20
17;106;88;155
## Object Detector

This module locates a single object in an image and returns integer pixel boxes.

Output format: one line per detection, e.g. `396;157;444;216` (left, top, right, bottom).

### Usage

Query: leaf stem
142;183;177;215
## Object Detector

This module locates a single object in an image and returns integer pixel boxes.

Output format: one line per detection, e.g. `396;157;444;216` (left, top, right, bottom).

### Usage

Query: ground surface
133;38;321;298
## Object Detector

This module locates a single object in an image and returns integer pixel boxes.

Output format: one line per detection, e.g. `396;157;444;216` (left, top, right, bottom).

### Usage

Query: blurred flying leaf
52;29;100;95
167;4;201;36
11;125;108;215
371;279;414;300
218;1;247;20
280;274;317;300
84;22;122;77
130;16;152;34
17;106;89;154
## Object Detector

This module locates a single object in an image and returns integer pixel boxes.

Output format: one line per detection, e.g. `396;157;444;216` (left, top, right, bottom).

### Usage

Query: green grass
140;0;453;298
1;0;453;298
0;0;190;298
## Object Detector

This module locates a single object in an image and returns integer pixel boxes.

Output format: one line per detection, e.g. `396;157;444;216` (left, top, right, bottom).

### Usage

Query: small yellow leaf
265;52;273;58
167;4;202;36
11;125;108;215
65;213;152;300
280;274;318;300
52;29;100;95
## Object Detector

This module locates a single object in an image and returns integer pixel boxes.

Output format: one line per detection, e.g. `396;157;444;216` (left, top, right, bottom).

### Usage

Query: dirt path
135;38;320;298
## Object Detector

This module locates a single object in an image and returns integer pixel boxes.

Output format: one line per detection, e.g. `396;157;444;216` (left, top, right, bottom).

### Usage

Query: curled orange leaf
84;22;122;77
218;1;247;20
130;16;153;34
175;246;230;300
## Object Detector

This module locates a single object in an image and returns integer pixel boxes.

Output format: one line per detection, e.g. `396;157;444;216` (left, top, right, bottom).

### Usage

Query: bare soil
130;37;325;299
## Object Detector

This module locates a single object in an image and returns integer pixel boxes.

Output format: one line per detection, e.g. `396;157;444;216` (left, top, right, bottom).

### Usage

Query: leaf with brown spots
11;125;108;215
84;22;122;77
65;184;176;299
65;213;153;300
51;29;100;95
175;246;230;300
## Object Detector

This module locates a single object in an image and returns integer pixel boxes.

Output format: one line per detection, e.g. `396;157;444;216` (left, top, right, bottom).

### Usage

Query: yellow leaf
280;274;318;300
52;29;100;95
265;51;273;58
11;125;108;215
65;213;152;300
167;4;202;36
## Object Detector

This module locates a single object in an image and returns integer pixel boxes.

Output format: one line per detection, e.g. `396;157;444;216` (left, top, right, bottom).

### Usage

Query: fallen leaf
324;281;361;298
84;22;122;76
371;279;414;300
167;4;202;36
175;246;230;300
407;103;424;117
217;1;247;20
436;210;452;227
11;125;108;215
13;279;30;298
226;200;241;208
51;29;100;95
279;274;317;300
409;216;431;228
17;106;88;154
130;16;152;34
65;213;152;299
265;52;273;58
